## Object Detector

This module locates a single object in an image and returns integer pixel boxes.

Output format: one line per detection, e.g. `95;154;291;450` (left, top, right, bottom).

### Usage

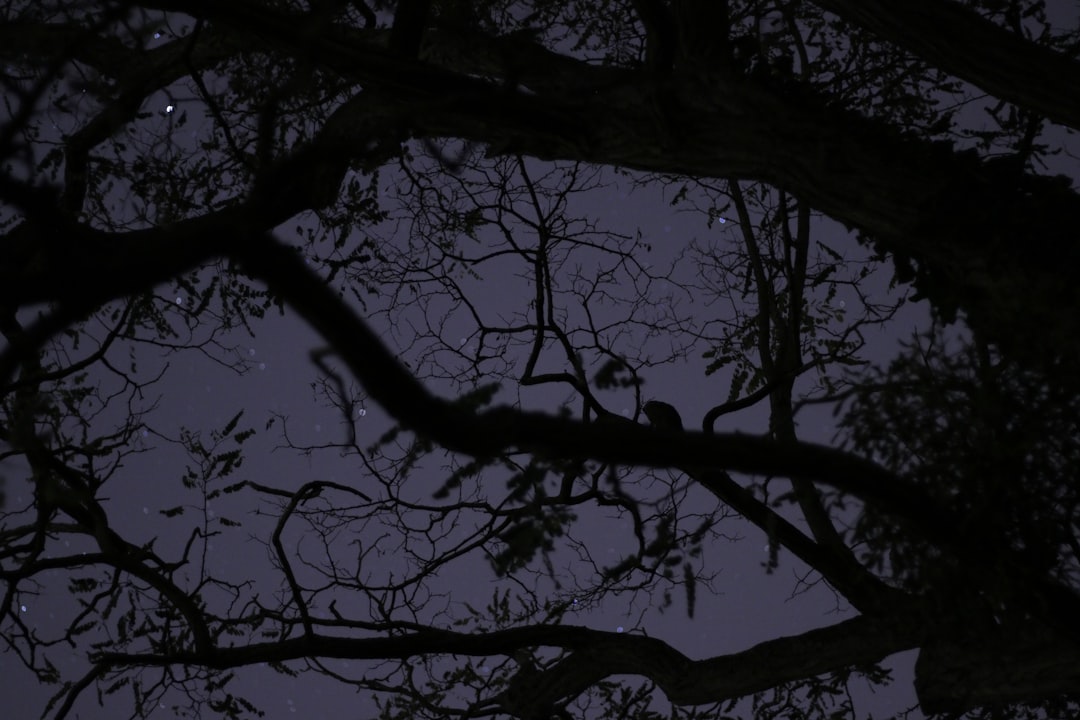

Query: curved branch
126;0;1080;366
95;615;919;707
814;0;1080;130
230;233;947;547
7;0;1080;367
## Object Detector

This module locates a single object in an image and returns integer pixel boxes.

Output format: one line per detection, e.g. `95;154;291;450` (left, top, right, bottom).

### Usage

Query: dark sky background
3;162;931;718
2;2;1079;719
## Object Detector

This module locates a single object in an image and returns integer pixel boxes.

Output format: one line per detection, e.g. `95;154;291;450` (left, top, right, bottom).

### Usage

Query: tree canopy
1;1;1079;718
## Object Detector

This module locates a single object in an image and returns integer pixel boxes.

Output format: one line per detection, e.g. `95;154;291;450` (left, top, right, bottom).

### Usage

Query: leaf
221;410;244;437
684;562;697;619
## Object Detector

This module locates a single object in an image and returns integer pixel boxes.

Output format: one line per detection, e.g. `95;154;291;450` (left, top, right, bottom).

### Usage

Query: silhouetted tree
1;1;1079;719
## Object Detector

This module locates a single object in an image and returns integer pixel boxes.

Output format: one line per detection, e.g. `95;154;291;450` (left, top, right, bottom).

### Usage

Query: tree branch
815;0;1080;129
94;616;918;708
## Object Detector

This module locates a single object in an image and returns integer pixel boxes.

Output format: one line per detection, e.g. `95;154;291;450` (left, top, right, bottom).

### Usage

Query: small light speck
838;300;846;308
142;507;148;514
248;347;256;356
357;408;367;417
259;362;266;370
154;32;162;39
165;104;175;113
176;296;184;305
719;217;727;224
141;429;148;437
616;626;624;633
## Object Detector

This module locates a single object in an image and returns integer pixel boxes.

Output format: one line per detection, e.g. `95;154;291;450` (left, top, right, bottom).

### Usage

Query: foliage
1;1;1079;719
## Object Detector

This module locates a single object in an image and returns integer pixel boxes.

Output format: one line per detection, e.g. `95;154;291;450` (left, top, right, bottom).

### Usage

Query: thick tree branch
3;204;1059;593
915;620;1080;713
691;467;905;614
233;231;1080;647
91;610;1080;713
232;234;921;513
94;615;919;707
630;0;676;72
815;0;1080;130
388;0;431;58
127;0;1080;366
8;0;1079;365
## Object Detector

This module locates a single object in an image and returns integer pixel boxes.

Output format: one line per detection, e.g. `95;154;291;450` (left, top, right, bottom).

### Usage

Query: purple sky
4;156;933;718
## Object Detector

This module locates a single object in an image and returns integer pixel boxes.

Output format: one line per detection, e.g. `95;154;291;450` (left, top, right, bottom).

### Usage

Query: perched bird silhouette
642;400;683;432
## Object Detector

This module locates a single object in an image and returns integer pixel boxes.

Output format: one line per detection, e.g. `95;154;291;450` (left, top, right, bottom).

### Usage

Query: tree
1;0;1078;718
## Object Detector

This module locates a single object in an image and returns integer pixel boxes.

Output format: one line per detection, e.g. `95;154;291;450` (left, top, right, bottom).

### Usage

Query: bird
642;400;683;432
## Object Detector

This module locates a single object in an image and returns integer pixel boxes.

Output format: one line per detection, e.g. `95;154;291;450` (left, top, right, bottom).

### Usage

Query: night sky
3;159;928;717
2;1;1079;719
